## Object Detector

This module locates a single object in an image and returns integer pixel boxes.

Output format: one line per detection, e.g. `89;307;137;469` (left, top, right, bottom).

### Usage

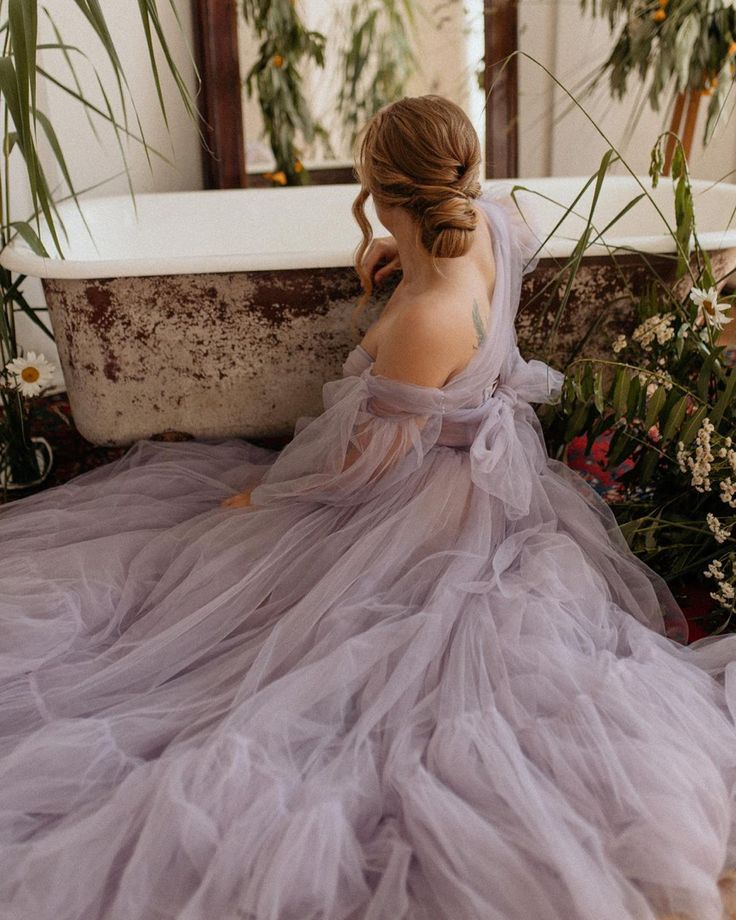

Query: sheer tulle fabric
1;190;736;920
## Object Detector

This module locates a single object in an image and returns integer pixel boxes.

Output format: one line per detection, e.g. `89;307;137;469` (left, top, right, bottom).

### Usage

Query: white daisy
689;286;732;330
4;351;56;397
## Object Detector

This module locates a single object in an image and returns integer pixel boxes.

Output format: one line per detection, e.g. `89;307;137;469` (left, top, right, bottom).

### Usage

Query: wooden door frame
190;0;519;189
484;0;519;180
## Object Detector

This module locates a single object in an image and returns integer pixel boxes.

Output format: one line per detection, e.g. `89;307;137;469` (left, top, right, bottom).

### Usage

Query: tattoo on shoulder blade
472;298;486;348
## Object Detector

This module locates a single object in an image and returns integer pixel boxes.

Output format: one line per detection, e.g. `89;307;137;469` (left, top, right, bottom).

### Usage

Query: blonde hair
350;94;482;336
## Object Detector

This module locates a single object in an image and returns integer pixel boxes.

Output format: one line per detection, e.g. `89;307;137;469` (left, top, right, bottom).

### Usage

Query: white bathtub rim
2;176;736;280
3;234;735;281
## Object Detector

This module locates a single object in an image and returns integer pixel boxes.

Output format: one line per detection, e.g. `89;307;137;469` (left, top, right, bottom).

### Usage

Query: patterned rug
2;392;129;496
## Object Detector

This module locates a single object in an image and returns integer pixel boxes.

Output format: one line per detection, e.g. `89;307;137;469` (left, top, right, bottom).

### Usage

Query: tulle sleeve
483;191;545;277
248;369;445;508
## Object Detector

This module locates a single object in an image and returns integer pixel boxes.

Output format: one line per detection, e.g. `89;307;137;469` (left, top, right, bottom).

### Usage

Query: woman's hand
363;236;401;288
220;488;254;509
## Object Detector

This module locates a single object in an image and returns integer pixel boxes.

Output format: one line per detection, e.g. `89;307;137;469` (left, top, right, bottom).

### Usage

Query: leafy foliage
241;0;330;186
544;136;736;630
579;0;736;145
241;0;419;184
0;0;198;495
336;0;418;151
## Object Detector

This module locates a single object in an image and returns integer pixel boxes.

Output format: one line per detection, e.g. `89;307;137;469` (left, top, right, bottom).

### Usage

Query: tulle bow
469;350;564;520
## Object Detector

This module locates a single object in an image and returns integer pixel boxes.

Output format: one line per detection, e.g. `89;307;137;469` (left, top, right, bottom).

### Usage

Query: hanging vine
240;0;419;185
241;0;331;186
578;0;736;147
336;0;419;151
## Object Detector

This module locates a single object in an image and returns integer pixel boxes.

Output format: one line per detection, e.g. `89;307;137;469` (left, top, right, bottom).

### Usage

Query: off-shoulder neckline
354;194;502;391
355;342;376;361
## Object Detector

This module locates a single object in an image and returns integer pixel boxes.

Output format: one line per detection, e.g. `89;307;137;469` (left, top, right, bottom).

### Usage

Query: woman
2;94;736;920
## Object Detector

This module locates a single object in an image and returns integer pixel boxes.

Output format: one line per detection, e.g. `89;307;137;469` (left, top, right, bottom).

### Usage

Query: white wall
12;0;202;392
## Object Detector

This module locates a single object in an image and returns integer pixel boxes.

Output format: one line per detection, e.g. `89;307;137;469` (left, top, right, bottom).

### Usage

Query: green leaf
626;373;641;416
32;109;78;209
0;55;63;257
70;0;128;132
6;285;54;342
607;427;637;467
135;0;169;131
673;15;699;86
593;368;605;414
580;362;594;401
644;385;667;428
587;193;646;247
679;404;708;447
9;0;37;123
36;65;176;168
661;394;689;443
564;403;589;442
92;69;136;211
41;10;102;144
638;447;661;485
696;347;721;400
612;368;630;418
8;220;49;256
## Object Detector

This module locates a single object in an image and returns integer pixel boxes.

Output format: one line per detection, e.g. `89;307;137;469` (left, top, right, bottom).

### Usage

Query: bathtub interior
1;176;736;281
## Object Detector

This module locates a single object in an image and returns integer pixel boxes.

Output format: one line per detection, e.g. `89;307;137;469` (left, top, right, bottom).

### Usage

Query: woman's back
360;199;498;390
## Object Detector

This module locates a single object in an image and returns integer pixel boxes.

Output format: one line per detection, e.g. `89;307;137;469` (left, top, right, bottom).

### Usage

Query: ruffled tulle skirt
2;435;736;920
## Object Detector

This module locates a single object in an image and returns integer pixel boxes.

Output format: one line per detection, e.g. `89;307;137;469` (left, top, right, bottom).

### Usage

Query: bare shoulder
371;298;473;389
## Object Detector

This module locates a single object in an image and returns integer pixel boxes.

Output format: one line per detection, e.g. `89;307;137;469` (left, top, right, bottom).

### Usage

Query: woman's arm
361;235;401;288
221;489;253;508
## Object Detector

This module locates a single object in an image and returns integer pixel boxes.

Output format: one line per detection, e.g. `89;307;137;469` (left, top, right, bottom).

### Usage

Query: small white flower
720;478;736;509
679;417;716;491
705;559;725;581
706;512;733;544
710;576;736;608
4;351;55;397
690;286;732;330
612;334;627;354
631;313;675;350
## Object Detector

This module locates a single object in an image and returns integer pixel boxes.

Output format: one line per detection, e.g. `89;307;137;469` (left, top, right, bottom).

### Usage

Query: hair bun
419;192;479;259
352;94;484;271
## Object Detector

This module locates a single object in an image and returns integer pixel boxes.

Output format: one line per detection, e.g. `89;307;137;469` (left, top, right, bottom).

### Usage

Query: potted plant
1;350;55;490
543;137;736;634
0;0;199;499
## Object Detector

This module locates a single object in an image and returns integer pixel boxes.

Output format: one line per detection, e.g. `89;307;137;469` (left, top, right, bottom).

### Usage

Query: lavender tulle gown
3;191;736;920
